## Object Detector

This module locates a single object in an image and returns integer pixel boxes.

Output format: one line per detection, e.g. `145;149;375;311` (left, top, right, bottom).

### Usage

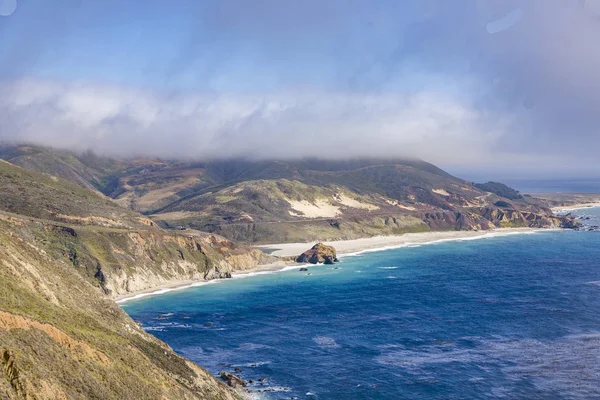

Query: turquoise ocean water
123;208;600;399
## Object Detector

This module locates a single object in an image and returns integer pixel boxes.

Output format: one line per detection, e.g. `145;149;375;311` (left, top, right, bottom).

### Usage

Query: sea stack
295;243;339;264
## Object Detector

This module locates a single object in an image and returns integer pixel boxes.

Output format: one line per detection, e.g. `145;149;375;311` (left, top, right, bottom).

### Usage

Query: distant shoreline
116;227;545;304
551;203;600;213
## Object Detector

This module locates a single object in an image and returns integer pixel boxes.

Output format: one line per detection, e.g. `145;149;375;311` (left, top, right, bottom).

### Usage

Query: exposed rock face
477;207;567;228
219;372;247;388
35;223;276;298
295;243;339;264
0;216;241;400
560;215;581;229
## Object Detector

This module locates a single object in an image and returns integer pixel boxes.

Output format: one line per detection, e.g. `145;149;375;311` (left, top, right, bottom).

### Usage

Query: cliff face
0;160;276;399
0;216;242;400
5;214;275;298
476;207;570;228
91;229;276;296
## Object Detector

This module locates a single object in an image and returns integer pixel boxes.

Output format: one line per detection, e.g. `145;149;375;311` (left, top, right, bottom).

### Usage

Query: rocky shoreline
116;227;549;304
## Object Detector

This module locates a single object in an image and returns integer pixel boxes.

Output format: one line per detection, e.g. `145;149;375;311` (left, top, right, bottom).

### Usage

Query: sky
1;0;600;179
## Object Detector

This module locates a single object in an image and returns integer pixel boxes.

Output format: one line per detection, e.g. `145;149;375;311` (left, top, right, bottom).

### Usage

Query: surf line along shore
115;228;543;304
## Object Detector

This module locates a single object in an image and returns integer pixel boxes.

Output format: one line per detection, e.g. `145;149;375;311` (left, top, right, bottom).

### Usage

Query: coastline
114;260;293;304
115;227;545;304
551;203;600;213
257;227;543;258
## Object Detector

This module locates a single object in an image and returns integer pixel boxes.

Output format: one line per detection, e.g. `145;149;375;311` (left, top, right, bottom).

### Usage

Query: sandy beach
114;260;292;303
115;228;543;303
552;203;600;213
256;228;542;257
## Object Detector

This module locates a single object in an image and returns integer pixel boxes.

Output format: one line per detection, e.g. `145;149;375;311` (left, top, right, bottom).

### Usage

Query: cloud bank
1;0;600;176
0;79;510;164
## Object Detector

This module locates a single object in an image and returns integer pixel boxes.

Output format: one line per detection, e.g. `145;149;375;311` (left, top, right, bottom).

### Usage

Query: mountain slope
0;214;240;400
0;144;124;192
149;161;566;243
0;145;573;244
0;156;282;399
0;158;155;230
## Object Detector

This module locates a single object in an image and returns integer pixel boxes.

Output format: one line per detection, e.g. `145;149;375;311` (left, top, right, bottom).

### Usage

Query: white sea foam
313;336;339;348
237;343;273;351
554;204;600;213
339;229;543;258
116;280;219;304
260;386;292;392
376;333;600;397
142;326;165;332
240;361;272;367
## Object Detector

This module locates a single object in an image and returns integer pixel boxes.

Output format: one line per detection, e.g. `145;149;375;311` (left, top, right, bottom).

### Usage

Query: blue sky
1;0;600;178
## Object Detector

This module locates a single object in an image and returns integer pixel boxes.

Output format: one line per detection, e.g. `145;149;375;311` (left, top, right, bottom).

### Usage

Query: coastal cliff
45;224;277;297
0;160;276;398
0;214;243;400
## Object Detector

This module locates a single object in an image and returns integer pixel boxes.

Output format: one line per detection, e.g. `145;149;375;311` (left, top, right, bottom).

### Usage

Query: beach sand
256;228;541;257
552;203;600;213
115;227;543;303
114;260;291;303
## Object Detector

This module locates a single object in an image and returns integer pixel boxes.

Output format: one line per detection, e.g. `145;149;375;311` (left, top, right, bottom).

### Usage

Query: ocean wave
237;343;273;351
239;361;272;367
340;229;544;258
376;333;600;398
142;326;165;332
116;280;219;304
313;336;340;349
255;386;292;393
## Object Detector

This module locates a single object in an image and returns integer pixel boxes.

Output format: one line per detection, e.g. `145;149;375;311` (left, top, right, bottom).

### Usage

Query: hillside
0;145;574;244
0;156;280;399
0;144;125;192
0;213;242;399
0;158;155;230
0;158;276;296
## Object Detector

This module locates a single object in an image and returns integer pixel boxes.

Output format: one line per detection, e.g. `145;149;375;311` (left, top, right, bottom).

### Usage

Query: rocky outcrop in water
295;243;339;264
219;372;247;388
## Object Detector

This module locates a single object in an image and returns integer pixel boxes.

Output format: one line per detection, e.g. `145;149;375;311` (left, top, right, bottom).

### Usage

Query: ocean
122;208;600;399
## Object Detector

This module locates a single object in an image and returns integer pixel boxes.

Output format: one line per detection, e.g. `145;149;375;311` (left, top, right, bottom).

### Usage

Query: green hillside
0;159;154;230
0;144;572;244
0;152;275;399
0;214;240;400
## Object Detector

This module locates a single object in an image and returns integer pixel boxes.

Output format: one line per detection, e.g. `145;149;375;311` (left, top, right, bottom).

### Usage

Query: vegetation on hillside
0;144;574;244
0;216;240;399
0;159;154;229
474;182;523;200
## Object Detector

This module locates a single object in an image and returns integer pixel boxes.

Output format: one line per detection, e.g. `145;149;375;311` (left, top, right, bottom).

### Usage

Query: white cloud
0;79;510;166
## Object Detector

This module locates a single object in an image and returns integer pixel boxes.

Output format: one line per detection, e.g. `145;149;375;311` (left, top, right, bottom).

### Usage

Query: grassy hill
0;144;572;244
0;144;125;192
0;152;280;399
0;159;155;230
0;214;241;400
